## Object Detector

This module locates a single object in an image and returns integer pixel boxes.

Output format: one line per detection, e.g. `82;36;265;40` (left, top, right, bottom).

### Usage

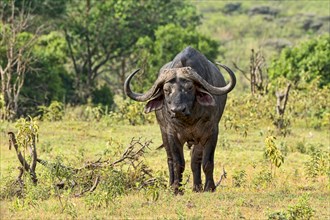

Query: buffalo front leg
202;131;218;192
160;130;175;186
168;134;185;194
191;145;203;192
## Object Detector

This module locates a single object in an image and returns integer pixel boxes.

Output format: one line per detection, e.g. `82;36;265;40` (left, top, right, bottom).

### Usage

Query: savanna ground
0;95;329;219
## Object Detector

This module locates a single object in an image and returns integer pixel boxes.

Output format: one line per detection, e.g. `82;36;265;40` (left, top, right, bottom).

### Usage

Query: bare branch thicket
233;49;268;96
7;131;158;197
0;1;44;120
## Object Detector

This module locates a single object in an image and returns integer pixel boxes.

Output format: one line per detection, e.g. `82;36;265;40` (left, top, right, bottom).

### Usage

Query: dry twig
215;166;227;188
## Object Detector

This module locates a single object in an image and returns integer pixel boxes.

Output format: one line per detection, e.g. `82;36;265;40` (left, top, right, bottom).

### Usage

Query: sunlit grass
0;117;329;219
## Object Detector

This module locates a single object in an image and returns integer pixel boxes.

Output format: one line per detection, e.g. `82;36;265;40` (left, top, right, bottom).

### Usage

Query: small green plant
264;136;285;175
268;195;315;220
305;148;330;179
38;101;64;121
84;105;104;121
111;95;155;125
232;169;247;187
84;168;127;209
268;211;287;220
253;168;273;189
286;195;315;220
295;141;306;154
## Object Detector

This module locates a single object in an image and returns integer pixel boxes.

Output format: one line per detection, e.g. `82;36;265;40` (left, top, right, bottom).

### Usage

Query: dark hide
125;47;235;193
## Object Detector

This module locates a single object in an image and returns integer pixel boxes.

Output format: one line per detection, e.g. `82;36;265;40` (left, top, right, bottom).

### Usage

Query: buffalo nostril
181;107;186;113
171;106;184;113
171;106;189;116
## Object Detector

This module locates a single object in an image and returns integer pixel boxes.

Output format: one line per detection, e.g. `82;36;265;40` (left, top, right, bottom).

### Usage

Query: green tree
0;0;43;120
62;0;201;104
19;32;73;116
268;35;330;87
135;23;219;89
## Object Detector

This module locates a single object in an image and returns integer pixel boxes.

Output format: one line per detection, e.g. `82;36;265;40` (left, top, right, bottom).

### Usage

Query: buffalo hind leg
191;144;203;192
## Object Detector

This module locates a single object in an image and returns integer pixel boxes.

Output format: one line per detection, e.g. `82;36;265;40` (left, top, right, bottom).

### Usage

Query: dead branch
233;62;250;81
215;166;227;188
276;83;291;116
16;166;24;189
74;176;100;197
8;132;31;173
182;174;190;186
8;132;38;184
75;137;152;170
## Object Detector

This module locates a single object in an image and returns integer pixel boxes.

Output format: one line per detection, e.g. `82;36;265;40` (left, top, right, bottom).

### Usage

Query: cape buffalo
124;46;236;193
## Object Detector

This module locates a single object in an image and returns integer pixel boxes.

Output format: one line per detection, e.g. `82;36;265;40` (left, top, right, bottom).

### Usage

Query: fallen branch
74;176;100;197
76;137;152;170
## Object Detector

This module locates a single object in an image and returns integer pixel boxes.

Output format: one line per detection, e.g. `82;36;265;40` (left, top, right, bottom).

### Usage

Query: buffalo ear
196;87;216;106
144;95;164;113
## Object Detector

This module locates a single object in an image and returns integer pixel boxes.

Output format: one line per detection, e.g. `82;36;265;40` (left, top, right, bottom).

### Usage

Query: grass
0;117;329;219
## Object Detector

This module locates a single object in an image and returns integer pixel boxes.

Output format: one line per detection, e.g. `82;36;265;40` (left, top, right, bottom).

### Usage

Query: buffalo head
125;64;235;119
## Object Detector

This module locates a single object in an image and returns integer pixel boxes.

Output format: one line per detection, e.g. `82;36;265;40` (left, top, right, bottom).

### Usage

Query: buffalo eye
163;84;172;95
183;82;194;91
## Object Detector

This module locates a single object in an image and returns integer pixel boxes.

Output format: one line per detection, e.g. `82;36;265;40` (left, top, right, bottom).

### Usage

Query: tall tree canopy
63;0;202;103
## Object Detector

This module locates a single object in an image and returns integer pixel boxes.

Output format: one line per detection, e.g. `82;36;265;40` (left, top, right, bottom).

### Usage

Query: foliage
232;169;247;187
20;31;71;116
286;195;315;220
62;0;202;103
264;136;284;172
252;168;273;189
268;195;315;220
37;101;64;122
289;79;330;130
135;23;219;89
15;116;39;151
91;84;114;106
268;35;330;87
223;94;274;137
108;95;155;125
1;0;68;19
304;148;330;179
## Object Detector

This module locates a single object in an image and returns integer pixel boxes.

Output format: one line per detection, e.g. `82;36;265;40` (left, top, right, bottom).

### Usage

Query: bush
305;148;330;179
268;35;330;87
232;169;247;187
268;195;315;220
286;195;315;220
37;101;64;121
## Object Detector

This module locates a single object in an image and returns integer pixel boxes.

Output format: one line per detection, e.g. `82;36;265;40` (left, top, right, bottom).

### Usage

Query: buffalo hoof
192;184;203;192
204;180;216;192
172;183;184;195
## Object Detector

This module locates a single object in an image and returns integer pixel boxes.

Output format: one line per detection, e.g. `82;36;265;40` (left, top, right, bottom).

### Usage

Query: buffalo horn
124;69;165;102
184;63;236;96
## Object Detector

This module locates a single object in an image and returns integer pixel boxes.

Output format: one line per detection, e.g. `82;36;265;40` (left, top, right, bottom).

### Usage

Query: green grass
0;117;329;219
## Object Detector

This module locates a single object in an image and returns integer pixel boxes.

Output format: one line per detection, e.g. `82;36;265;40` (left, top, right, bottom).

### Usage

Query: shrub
264;136;285;174
268;195;315;220
305;148;330;179
37;101;64;121
286;195;315;220
232;169;247;187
